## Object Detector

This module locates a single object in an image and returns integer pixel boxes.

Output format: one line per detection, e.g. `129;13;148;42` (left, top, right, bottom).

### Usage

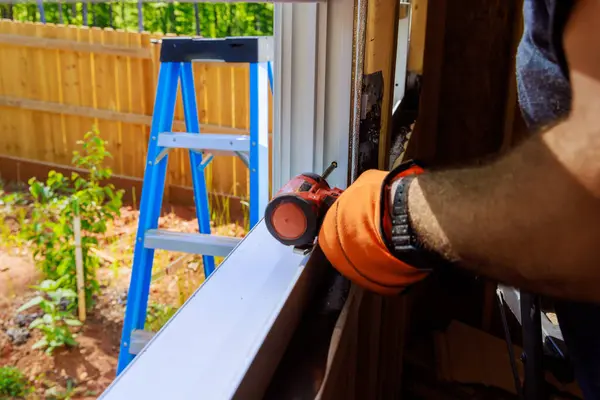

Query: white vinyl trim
393;9;411;109
99;222;309;400
99;2;357;398
273;0;354;191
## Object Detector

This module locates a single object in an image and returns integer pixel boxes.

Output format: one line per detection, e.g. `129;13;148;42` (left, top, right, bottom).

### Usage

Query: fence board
0;96;248;134
0;32;153;58
115;29;134;177
62;25;84;167
40;23;68;166
128;30;147;184
0;21;16;159
22;23;50;162
92;27;118;173
14;22;36;162
0;19;273;202
76;25;98;161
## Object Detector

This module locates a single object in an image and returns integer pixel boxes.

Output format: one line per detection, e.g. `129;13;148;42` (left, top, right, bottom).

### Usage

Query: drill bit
321;161;338;180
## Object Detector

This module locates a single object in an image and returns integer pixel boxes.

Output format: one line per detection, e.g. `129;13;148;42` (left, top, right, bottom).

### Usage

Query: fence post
82;2;88;26
58;1;64;24
194;3;201;36
137;0;144;32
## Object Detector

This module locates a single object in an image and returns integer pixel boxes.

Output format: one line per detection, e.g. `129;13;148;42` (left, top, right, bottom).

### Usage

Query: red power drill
265;162;343;247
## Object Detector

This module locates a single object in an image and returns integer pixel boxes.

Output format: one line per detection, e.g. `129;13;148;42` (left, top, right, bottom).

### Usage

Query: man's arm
405;0;600;302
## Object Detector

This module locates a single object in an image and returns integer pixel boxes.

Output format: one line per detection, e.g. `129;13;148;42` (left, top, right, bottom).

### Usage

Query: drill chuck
265;162;341;247
265;195;320;246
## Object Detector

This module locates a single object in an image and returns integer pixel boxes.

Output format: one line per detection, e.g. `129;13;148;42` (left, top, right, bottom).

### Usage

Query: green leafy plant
21;129;123;309
0;189;28;249
17;277;83;354
45;379;82;400
145;303;177;332
0;366;33;398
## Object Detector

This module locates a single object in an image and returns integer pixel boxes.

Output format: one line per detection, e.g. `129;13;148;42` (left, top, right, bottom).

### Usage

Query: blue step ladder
117;36;273;374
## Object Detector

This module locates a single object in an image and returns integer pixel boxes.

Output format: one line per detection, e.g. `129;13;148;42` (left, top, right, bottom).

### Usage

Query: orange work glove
317;163;429;295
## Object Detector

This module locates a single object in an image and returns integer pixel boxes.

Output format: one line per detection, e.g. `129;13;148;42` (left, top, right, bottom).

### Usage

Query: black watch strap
389;176;432;271
389;176;449;272
377;159;449;272
390;176;418;252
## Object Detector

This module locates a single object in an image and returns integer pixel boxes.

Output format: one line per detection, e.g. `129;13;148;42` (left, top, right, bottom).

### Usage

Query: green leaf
29;181;44;201
31;338;48;350
33;279;56;291
104;186;114;198
55;274;70;287
64;335;78;347
17;296;44;313
29;318;45;329
48;339;61;349
56;259;71;276
58;289;78;299
64;318;82;327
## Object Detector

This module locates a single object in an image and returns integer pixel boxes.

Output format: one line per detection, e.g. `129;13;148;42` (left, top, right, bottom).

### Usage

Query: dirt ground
0;204;245;399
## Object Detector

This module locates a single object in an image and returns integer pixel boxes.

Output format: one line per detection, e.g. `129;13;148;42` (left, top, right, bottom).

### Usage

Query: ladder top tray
160;36;274;63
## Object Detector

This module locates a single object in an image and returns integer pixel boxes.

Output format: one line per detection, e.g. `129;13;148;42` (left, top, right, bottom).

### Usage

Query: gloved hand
317;163;429;295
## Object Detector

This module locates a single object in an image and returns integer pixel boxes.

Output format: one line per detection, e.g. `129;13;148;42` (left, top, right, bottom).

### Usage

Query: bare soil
0;204;246;399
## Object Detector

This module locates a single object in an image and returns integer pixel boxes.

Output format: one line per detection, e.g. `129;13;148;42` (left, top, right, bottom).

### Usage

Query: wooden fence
0;19;273;204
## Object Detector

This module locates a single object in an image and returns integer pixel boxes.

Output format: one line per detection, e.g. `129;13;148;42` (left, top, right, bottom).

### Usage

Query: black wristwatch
379;161;448;271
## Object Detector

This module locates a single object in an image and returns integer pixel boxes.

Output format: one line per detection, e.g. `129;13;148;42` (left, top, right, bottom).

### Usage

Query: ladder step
157;132;250;154
144;230;242;257
129;329;156;355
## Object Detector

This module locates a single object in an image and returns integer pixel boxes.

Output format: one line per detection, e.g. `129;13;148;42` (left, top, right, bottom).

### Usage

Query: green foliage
0;189;28;250
0;366;32;398
145;303;177;332
18;276;83;355
6;2;274;37
20;130;123;310
45;384;75;400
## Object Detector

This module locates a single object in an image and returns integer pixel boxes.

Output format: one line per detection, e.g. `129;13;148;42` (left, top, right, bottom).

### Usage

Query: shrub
0;366;32;398
17;276;83;354
21;129;123;309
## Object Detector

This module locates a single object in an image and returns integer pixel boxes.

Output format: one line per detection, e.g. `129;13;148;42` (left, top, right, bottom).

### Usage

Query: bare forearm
403;0;600;302
407;116;600;301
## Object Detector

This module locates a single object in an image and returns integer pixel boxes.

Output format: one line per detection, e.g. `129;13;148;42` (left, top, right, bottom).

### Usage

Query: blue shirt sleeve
516;0;574;130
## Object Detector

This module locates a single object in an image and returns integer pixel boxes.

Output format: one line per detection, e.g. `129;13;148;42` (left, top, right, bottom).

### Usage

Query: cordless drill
265;162;343;247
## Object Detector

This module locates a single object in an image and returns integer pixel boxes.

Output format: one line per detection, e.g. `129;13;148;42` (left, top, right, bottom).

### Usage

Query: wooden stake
73;212;86;322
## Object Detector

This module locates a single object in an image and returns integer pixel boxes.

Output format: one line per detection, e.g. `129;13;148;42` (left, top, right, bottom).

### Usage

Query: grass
210;192;249;232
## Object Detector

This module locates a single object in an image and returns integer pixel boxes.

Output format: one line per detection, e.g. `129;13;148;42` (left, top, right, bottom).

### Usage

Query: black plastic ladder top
159;36;274;63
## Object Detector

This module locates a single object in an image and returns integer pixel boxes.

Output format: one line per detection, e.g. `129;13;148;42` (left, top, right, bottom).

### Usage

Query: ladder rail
249;62;270;227
180;62;216;277
117;62;181;374
268;61;274;92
